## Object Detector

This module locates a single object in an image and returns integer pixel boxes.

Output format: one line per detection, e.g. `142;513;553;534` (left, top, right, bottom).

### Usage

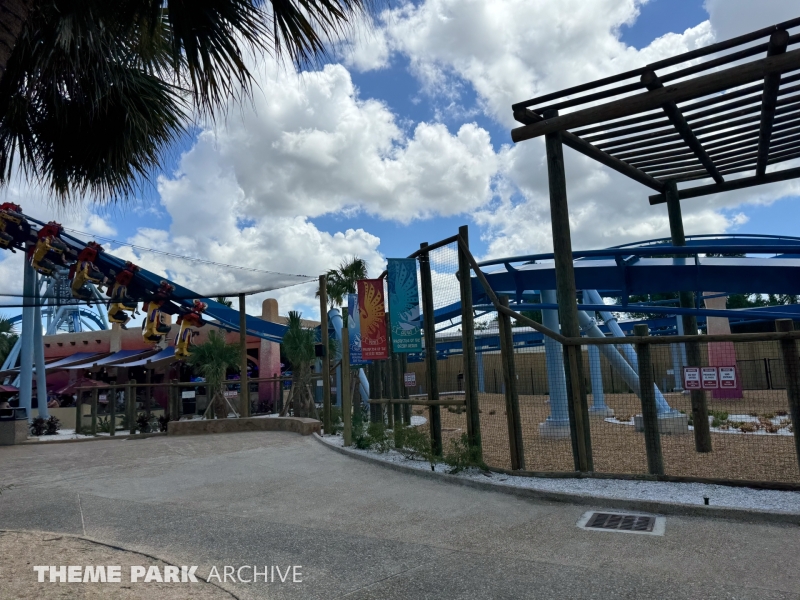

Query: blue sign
347;293;368;365
387;258;423;353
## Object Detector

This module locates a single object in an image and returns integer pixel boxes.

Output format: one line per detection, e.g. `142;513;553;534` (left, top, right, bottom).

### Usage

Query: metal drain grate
585;512;656;532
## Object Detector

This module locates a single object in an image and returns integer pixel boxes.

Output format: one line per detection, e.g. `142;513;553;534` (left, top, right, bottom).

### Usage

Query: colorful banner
347;293;368;366
387;258;423;353
357;279;388;360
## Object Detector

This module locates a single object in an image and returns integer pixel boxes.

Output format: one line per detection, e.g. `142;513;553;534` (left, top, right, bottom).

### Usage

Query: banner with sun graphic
357;279;388;360
347;293;369;365
387;259;422;353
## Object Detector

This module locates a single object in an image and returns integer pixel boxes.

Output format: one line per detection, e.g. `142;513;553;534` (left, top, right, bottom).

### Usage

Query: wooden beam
641;71;724;184
514;108;665;191
756;30;790;177
649;165;800;204
511;47;800;143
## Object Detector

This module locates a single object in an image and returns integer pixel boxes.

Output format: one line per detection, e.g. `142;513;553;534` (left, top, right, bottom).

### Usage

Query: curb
313;434;800;525
23;432;166;445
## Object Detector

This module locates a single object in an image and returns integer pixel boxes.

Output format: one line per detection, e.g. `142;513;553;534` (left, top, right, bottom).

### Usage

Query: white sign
223;391;238;398
181;390;196;399
719;366;737;388
701;367;719;389
404;372;416;388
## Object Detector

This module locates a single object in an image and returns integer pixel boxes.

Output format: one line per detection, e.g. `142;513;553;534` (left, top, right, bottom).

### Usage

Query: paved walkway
1;432;798;599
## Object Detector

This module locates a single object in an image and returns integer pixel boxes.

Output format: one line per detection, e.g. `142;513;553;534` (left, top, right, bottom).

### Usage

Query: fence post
145;369;151;422
634;325;664;476
371;361;384;424
128;379;136;435
75;392;82;434
91;388;98;436
457;225;483;456
385;313;395;430
401;354;411;425
776;319;800;473
238;293;250;418
109;385;117;436
392;351;402;426
419;242;443;456
341;323;352;446
498;296;525;470
319;275;333;434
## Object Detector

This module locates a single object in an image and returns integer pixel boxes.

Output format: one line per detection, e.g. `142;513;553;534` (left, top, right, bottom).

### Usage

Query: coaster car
175;301;207;359
0;203;31;252
107;262;140;329
30;221;68;276
69;242;106;304
142;281;175;343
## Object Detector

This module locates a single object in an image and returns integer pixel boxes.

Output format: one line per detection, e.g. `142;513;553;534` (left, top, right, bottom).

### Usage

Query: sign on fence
404;372;416;387
701;367;719;389
719;366;737;388
683;367;701;389
387;258;423;353
357;279;389;360
181;390;196;399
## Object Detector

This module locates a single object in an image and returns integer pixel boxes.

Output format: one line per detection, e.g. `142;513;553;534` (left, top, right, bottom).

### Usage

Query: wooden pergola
509;17;800;469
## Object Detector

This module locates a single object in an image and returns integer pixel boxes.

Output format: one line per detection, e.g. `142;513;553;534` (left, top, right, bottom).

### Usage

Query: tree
280;311;319;419
316;256;368;313
214;296;233;308
0;0;379;202
0;314;18;367
187;329;240;419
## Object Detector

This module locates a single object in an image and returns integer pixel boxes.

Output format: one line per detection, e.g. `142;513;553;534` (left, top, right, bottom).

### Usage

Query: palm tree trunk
213;388;227;419
0;0;34;83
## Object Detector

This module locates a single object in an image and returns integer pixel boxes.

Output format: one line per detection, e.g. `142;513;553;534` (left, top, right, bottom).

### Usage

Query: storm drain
577;511;665;536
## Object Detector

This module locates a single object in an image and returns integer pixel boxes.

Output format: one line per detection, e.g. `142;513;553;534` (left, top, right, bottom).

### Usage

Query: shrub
44;416;61;435
136;413;151;433
443;433;486;474
395;425;437;470
366;422;392;454
158;414;170;432
30;417;46;436
739;422;757;433
97;416;111;433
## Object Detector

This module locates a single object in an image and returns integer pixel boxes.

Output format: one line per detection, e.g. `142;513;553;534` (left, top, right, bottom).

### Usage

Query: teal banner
387;258;422;353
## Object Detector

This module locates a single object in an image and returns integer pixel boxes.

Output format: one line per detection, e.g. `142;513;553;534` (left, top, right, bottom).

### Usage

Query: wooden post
634;325;665;475
128;380;136;435
665;180;712;453
458;225;482;455
91;388;98;436
372;361;384;424
341;323;352;446
392;351;402;426
75;393;82;435
145;369;151;422
544;109;592;472
385;313;395;429
401;353;411;425
318;275;333;434
498;296;524;470
109;385;117;436
419;243;443;456
776;319;800;473
238;293;250;418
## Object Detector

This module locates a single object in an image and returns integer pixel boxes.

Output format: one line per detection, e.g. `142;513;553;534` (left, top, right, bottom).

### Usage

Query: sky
1;0;799;321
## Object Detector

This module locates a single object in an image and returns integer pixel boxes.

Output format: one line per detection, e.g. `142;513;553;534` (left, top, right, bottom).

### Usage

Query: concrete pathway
1;432;798;599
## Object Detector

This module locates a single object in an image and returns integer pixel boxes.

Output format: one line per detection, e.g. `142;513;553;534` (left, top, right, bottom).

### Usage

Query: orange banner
357;279;388;360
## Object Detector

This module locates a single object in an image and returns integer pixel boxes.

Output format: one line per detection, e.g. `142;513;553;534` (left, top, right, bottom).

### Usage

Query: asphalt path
1;432;798;599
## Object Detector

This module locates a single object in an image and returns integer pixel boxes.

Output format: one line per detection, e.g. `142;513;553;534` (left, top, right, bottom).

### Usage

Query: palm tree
214;296;233;308
0;314;18;367
316;256;368;315
280;311;320;419
188;329;240;419
0;0;380;202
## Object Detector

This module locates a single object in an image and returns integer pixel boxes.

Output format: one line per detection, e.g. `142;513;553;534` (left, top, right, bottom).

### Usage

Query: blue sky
4;0;798;318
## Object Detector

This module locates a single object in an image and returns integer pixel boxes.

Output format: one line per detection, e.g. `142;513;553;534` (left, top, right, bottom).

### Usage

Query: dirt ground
0;531;231;599
425;390;800;483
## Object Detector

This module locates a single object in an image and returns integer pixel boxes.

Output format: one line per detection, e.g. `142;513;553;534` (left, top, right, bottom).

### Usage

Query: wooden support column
458;225;482;454
385;314;395;430
401;353;411;425
145;369;151;422
756;30;790;177
75;393;83;435
543;110;592;472
91;388;98;436
109;385;117;436
419;242;443;456
341;323;352;446
238;293;250;418
391;351;402;426
634;325;665;475
128;380;136;435
776;319;800;473
498;296;525;470
318;275;332;434
372;361;384;424
665;181;712;452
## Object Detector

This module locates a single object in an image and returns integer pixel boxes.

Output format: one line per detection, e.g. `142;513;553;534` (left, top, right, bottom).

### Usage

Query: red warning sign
719;366;737;388
701;367;719;389
683;367;701;389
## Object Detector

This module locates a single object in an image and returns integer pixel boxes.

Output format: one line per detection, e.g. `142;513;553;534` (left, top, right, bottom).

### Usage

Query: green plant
44;416;61;435
366;422;391;454
330;406;343;435
158;414;170;432
188;330;241;419
395;426;437;471
96;416;111;433
443;433;486;474
30;417;46;436
136;413;151;433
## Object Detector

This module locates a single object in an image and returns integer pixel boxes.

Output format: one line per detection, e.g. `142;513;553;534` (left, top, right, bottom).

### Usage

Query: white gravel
319;434;800;514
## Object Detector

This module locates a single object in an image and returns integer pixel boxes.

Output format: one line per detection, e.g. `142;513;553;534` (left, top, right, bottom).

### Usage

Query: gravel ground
319;434;800;514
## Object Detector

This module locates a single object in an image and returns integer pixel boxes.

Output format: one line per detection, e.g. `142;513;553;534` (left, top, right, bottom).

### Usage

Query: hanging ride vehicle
107;262;140;329
29;221;68;276
175;300;207;359
69;242;106;304
0;203;31;252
